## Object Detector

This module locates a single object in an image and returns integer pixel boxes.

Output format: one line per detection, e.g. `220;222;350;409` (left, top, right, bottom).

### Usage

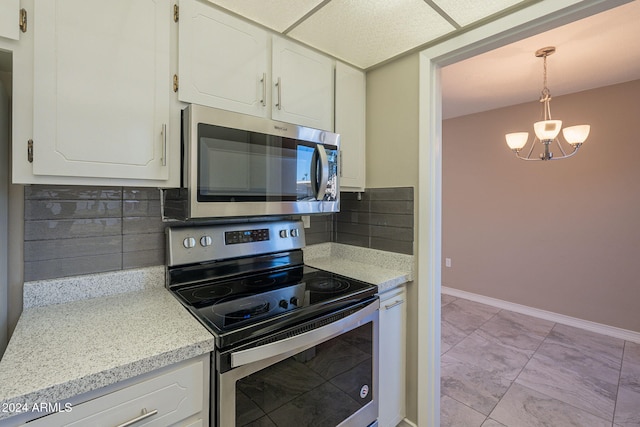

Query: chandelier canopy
505;46;590;161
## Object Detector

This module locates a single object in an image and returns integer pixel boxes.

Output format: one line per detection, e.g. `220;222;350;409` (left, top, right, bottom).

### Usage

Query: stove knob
279;229;288;238
200;236;212;247
183;237;196;249
279;299;289;309
290;297;299;306
290;228;299;237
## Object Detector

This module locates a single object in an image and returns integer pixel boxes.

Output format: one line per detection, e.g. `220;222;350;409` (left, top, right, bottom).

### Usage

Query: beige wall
366;53;420;423
443;79;640;332
366;54;420;189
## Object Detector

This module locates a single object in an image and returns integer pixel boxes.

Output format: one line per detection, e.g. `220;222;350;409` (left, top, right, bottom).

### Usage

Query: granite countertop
0;267;215;422
303;243;414;292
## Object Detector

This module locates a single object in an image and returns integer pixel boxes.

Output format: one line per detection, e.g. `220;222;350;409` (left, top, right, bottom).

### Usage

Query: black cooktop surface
172;265;377;349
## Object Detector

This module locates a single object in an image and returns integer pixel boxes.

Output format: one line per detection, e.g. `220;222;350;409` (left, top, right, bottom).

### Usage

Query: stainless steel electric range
166;220;379;427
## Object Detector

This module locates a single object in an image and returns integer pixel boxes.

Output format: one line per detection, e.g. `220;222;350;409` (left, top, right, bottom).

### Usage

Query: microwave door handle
312;145;329;200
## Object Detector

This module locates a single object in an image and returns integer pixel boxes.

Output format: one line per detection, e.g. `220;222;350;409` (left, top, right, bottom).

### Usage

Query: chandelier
505;46;590;161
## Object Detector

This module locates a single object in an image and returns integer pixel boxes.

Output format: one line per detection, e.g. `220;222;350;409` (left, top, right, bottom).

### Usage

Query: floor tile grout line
611;340;628;426
441;295;629;426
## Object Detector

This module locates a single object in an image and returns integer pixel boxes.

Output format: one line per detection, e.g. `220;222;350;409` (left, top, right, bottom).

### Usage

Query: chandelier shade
562;124;591;145
505;46;590;161
505;132;529;150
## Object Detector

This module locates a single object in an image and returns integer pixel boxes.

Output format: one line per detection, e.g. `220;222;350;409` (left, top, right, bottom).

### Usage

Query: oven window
235;322;373;426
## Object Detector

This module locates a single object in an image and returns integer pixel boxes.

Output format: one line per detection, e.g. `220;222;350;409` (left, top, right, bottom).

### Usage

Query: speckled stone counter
0;267;215;422
303;243;413;292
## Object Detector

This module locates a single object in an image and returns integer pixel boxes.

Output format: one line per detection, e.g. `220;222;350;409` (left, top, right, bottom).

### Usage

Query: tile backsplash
336;187;414;255
24;186;165;282
23;185;413;281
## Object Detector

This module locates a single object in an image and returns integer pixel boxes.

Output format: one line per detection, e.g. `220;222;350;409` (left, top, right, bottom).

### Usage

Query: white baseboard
442;286;640;344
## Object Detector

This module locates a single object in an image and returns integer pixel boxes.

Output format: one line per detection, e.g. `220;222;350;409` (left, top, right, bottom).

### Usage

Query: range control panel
167;220;305;267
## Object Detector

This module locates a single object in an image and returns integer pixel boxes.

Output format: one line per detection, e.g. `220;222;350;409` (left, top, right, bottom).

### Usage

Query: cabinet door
23;356;206;427
0;0;19;40
272;36;334;131
335;61;366;191
178;0;269;117
32;0;171;180
379;286;407;427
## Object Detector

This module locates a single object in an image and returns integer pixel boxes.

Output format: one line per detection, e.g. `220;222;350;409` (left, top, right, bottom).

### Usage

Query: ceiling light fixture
505;46;590;161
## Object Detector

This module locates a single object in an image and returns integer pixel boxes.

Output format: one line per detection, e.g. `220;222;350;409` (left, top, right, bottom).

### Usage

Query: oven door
216;299;379;427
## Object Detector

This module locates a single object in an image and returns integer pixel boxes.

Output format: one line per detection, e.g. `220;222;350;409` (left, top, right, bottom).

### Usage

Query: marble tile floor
440;294;640;427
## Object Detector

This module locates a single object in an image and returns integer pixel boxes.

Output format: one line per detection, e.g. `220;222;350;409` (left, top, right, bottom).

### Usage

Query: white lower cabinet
24;355;209;427
378;286;406;427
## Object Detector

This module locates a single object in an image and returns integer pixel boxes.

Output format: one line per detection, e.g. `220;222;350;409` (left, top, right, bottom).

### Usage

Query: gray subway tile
340;191;370;202
123;200;162;218
369;187;413;201
369;212;413;228
25;200;122;220
336;222;370;237
370;224;414;242
25;185;122;200
123;216;166;235
305;231;332;245
371;237;413;255
335;233;369;248
336;211;371;225
24;218;122;241
24;254;122;281
123;187;161;200
123;232;164;253
339;198;370;213
123;249;164;269
24;236;122;262
370;200;414;215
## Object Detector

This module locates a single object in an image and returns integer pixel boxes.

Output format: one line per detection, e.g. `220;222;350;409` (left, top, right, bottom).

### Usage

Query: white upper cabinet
178;2;335;132
0;0;20;40
32;0;172;181
178;0;269;117
271;36;334;131
335;61;366;191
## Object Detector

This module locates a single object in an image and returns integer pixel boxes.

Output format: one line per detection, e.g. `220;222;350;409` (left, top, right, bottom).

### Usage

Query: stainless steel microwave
163;105;340;220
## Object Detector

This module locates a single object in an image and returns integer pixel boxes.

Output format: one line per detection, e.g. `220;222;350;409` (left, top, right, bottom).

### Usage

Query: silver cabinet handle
384;299;405;310
116;408;158;427
115;408;158;427
161;124;167;166
260;73;266;107
275;77;282;110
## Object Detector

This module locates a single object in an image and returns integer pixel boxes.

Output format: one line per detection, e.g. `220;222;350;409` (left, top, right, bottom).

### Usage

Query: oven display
225;229;270;245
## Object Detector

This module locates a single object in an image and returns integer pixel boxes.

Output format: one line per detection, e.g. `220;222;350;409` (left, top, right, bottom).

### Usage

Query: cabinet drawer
25;358;206;427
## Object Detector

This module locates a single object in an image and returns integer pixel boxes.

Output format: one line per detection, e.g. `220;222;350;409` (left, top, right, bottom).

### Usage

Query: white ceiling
207;0;640;119
441;0;640;118
206;0;530;69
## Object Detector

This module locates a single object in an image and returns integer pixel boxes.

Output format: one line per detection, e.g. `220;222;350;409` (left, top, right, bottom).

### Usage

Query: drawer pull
115;408;158;427
384;299;405;310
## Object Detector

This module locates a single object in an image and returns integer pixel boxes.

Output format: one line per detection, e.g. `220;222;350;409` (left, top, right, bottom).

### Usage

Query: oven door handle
230;299;379;369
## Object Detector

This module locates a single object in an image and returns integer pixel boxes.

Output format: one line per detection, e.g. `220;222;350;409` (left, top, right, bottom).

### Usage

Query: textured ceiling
205;0;640;119
206;0;528;69
441;0;640;118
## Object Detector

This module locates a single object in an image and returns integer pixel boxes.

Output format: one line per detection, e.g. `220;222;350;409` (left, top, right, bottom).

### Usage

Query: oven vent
253;308;358;348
